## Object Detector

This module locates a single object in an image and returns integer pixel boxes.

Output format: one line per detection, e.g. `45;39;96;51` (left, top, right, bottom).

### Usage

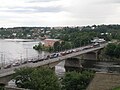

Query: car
60;52;67;56
22;60;27;64
32;59;39;63
93;43;100;47
4;64;12;69
82;46;91;50
12;62;20;67
73;49;77;52
38;58;44;61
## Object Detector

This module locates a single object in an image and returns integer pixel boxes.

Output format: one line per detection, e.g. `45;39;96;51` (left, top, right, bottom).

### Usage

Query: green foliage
13;67;60;90
0;86;4;90
30;67;60;90
33;40;73;52
33;42;44;51
13;67;34;89
62;70;94;90
105;43;116;57
34;24;120;53
105;43;120;58
0;83;5;90
53;41;61;52
114;45;120;58
112;86;120;90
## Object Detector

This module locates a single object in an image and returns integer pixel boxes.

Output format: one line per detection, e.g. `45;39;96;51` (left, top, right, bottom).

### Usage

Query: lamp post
20;53;22;65
1;52;3;69
0;52;5;69
26;48;28;63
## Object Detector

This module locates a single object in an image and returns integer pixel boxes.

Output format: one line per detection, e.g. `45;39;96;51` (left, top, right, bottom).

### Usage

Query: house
43;39;61;47
91;37;106;43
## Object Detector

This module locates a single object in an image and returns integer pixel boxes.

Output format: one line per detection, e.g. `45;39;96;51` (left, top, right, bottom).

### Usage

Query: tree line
34;24;120;52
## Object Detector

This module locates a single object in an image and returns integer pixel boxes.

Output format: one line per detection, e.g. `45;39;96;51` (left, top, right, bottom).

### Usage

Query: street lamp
25;48;28;63
0;52;5;69
20;53;22;65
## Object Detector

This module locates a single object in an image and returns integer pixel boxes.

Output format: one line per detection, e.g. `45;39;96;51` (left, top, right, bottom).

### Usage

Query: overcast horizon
0;0;120;27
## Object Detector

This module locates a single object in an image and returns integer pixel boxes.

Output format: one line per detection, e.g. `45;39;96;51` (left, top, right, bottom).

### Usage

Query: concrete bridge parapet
74;49;102;61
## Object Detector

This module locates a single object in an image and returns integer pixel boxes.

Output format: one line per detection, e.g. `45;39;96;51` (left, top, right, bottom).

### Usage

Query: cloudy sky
0;0;120;27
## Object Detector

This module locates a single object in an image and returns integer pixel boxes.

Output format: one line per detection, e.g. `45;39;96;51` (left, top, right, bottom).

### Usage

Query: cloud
0;6;63;13
0;0;120;27
28;0;58;3
94;0;120;4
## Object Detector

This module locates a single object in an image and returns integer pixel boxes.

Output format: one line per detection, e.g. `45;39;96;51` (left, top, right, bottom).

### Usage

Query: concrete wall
5;86;29;90
0;74;13;85
82;52;97;60
75;50;100;61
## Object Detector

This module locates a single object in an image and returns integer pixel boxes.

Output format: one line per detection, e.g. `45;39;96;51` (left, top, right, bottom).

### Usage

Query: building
91;37;106;43
43;39;61;47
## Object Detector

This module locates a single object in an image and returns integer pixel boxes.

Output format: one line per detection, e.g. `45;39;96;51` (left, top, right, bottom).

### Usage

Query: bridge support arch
75;50;101;61
0;74;13;85
64;58;83;72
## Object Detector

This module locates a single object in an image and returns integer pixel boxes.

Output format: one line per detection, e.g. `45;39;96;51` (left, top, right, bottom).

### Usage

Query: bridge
0;43;107;85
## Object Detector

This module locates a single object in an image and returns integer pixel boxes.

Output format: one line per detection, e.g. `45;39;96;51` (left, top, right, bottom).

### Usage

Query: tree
74;38;81;47
13;67;60;90
114;44;120;58
53;41;61;52
33;42;43;51
105;43;116;57
30;67;60;90
63;42;72;50
62;70;94;90
13;67;34;89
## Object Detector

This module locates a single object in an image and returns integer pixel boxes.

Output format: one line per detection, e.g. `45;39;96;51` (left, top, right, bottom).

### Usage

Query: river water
0;39;47;64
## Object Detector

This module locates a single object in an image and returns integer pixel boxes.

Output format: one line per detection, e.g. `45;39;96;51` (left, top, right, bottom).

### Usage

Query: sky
0;0;120;27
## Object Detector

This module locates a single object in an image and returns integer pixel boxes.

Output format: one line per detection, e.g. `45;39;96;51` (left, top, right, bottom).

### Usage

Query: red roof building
43;39;60;47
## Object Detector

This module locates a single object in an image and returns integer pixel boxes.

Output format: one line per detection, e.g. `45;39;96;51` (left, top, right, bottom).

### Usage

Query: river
0;39;48;64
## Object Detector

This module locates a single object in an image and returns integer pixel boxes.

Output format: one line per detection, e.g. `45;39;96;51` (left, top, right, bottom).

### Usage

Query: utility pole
20;53;22;65
26;48;28;63
1;52;3;69
3;54;5;67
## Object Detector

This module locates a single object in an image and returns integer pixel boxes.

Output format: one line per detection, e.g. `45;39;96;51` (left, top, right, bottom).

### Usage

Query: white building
91;37;106;43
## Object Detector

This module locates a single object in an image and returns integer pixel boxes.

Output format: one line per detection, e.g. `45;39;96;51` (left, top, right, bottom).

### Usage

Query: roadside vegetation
112;87;120;90
13;67;94;90
62;70;94;90
13;67;60;90
99;43;120;61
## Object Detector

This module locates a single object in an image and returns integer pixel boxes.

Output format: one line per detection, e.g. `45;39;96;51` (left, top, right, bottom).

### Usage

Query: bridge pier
0;74;13;86
64;58;83;72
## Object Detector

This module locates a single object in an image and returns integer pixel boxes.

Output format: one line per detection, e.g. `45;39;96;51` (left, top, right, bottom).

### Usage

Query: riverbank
87;72;120;90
